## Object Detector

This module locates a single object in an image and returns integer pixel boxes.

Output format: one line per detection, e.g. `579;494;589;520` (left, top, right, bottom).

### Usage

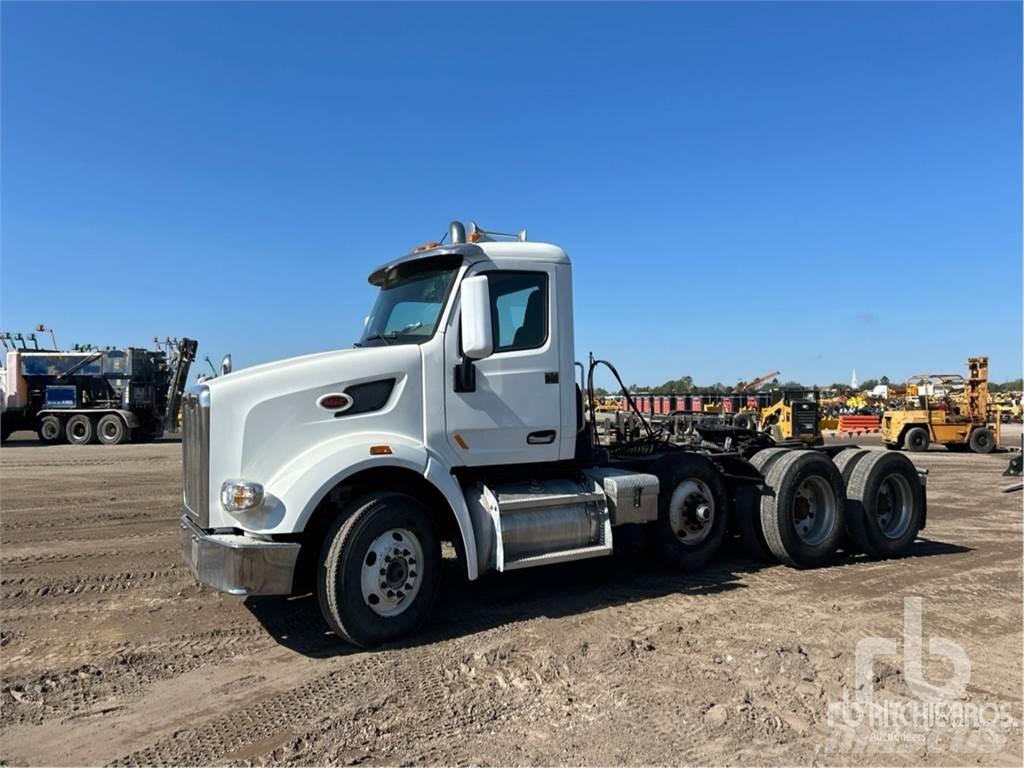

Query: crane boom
739;370;781;393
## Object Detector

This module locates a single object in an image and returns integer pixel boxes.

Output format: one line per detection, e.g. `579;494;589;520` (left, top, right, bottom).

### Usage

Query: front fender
224;432;479;580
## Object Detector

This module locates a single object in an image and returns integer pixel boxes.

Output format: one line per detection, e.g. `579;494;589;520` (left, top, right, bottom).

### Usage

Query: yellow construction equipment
881;356;997;453
590;397;622;413
758;388;823;445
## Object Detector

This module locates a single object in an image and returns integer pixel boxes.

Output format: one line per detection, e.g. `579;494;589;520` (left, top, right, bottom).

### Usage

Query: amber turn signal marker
369;445;393;456
453;433;469;449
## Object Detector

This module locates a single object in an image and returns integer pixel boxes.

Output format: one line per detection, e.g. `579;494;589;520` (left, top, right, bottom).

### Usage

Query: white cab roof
476;240;570;264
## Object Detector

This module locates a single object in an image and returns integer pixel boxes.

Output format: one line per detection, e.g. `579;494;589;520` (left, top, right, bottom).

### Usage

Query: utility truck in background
1;335;197;444
180;221;927;648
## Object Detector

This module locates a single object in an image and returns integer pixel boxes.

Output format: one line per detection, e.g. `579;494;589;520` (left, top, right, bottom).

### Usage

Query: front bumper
180;513;300;596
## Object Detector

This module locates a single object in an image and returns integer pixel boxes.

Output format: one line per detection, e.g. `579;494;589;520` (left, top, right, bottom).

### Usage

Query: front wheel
38;415;63;444
904;427;930;452
317;492;441;648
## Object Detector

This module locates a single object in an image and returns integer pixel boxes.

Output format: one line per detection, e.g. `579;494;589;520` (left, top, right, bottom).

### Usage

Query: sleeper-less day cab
181;222;927;647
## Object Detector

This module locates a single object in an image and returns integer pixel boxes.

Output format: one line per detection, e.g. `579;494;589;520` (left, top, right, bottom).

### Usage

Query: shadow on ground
245;534;970;659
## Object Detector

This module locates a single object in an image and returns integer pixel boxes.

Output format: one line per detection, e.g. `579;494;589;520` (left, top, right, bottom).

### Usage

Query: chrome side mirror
221;354;233;376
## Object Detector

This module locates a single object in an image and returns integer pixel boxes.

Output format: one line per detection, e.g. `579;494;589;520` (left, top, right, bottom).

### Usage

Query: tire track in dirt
0;567;186;608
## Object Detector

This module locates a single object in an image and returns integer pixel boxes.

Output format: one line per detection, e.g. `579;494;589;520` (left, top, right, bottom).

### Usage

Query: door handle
527;430;556;445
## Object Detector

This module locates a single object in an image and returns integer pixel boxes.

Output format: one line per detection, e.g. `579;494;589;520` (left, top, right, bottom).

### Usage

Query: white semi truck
181;221;927;647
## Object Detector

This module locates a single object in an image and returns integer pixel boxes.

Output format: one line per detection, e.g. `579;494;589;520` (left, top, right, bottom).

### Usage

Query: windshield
359;266;458;346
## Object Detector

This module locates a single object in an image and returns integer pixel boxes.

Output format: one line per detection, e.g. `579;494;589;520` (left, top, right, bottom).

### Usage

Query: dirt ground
1;430;1021;766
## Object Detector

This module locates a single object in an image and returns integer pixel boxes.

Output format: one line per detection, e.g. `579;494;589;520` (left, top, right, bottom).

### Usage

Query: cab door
443;265;562;466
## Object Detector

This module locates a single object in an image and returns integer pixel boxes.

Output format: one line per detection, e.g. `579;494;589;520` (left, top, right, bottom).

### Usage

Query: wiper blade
361;334;392;346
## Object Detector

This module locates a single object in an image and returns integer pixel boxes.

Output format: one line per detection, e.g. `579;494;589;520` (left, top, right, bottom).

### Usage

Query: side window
487;272;548;352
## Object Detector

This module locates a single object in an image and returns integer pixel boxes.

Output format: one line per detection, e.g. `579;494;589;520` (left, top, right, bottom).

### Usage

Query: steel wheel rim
41;421;59;440
360;528;423;617
669;479;715;546
101;421;119;440
71;421;88;439
876;473;913;539
792;475;836;545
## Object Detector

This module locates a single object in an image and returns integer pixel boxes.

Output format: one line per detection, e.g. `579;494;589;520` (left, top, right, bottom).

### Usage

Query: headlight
220;480;264;512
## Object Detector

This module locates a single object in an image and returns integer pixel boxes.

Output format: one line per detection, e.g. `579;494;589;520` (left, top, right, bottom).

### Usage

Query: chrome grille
181;385;211;527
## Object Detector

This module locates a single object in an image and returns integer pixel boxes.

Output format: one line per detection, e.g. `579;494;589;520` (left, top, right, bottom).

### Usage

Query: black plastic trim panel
337;378;396;417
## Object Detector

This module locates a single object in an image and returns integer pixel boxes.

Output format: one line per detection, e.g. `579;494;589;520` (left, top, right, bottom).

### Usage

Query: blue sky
2;1;1021;388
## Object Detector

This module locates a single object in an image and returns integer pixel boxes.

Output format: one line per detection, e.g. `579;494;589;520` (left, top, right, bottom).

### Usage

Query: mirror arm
454;356;476;393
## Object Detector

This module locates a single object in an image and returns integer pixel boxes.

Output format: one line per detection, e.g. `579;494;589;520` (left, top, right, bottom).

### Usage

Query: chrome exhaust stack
449;221;466;245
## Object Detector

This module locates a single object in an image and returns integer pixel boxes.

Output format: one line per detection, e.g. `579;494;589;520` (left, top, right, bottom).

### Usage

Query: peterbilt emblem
317;392;353;412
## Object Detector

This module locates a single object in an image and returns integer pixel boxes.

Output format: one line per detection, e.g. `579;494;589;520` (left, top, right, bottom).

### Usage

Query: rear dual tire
66;415;96;445
735;448;789;561
759;451;846;568
845;452;924;558
96;414;129;445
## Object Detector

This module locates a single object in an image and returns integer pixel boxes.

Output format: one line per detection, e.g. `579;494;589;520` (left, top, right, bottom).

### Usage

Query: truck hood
203;344;425;528
205;345;388;390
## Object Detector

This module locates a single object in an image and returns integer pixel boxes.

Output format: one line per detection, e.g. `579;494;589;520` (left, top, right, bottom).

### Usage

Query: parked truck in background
1;337;197;444
180;221;927;648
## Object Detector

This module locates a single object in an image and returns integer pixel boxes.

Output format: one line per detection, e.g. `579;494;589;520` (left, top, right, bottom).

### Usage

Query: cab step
503;543;613;571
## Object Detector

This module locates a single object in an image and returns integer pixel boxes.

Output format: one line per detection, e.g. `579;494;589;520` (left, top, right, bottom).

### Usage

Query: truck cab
181;221;927;647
